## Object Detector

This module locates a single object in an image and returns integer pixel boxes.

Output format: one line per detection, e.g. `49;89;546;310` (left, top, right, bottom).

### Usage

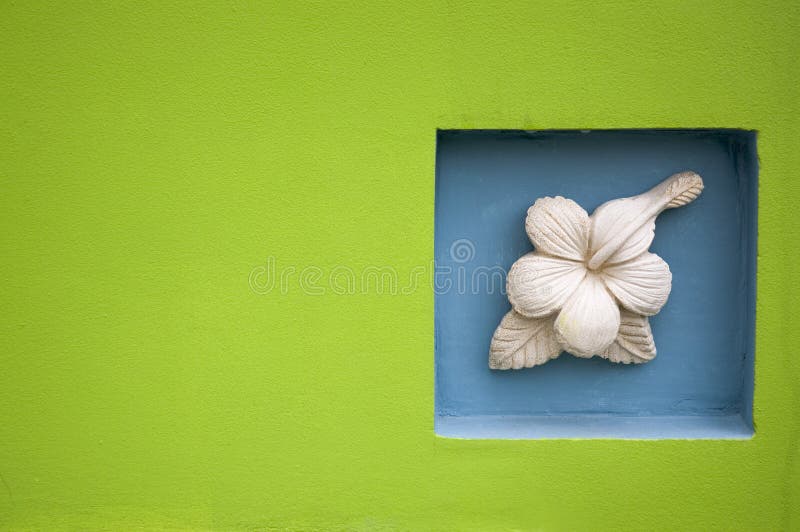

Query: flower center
585;250;602;272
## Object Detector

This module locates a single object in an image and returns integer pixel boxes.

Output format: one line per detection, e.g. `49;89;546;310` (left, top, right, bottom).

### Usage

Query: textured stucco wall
1;2;798;530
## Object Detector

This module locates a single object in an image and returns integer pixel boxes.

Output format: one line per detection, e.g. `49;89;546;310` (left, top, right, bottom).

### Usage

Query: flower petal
588;173;704;270
588;195;655;269
601;252;672;316
506;252;586;318
526;196;590;261
554;274;620;357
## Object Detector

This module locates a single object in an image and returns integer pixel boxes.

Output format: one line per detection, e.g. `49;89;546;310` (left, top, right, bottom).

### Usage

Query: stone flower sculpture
489;171;704;370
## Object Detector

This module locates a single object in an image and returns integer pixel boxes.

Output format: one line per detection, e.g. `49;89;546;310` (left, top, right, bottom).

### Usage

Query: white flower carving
490;171;704;369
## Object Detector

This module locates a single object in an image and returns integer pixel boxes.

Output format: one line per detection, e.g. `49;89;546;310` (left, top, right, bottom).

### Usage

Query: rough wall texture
1;1;798;530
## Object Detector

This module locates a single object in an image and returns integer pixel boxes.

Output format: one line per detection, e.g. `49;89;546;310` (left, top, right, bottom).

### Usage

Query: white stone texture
489;171;704;369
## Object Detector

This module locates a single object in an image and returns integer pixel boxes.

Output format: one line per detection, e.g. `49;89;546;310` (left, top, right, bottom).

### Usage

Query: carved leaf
489;311;561;370
600;310;656;364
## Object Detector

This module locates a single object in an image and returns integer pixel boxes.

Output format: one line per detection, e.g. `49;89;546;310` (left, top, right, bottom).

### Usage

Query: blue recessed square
434;129;757;439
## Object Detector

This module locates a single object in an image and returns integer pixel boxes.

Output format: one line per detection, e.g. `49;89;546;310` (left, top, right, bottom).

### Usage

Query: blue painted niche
434;129;757;439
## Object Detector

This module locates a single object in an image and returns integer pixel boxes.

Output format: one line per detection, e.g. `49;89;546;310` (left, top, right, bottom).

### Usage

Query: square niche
434;129;757;439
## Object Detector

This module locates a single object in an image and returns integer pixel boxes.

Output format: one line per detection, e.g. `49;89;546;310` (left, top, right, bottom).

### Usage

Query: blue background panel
434;130;757;439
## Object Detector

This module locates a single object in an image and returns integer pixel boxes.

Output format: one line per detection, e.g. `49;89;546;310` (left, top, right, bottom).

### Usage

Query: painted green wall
1;2;798;530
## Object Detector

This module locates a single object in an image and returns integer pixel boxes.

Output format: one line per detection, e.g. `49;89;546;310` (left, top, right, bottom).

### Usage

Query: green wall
1;2;798;530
